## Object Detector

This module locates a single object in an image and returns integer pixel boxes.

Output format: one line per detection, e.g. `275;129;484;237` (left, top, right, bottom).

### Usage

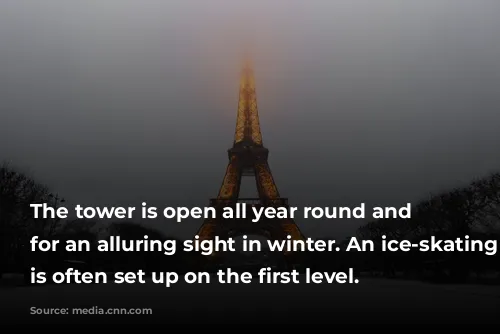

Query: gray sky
1;0;500;239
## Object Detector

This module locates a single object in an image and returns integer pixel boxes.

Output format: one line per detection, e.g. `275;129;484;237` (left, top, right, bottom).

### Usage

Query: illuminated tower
195;59;305;266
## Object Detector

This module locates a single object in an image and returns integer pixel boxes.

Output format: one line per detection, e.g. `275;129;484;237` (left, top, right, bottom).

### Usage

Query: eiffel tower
195;59;305;268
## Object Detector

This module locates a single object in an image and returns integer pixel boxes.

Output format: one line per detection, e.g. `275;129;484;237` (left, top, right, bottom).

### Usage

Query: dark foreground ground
1;275;499;324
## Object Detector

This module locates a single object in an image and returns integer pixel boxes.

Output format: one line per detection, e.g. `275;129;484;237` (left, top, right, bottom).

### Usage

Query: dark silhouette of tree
354;171;500;283
473;172;500;225
0;163;60;277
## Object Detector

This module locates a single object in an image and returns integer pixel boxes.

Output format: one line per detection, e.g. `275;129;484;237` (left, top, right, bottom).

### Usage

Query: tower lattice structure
195;59;305;264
